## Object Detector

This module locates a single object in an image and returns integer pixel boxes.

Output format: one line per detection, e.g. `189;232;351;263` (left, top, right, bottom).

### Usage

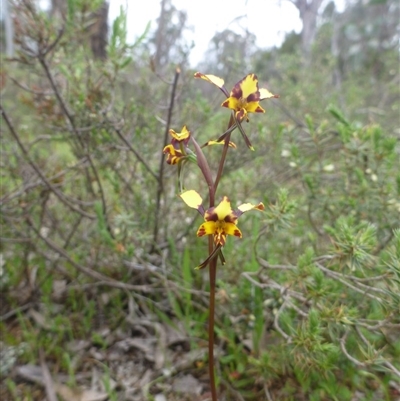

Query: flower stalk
163;71;276;399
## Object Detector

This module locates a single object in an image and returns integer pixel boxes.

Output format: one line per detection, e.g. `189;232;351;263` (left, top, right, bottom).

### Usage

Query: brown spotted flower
194;72;277;123
194;72;278;149
222;74;277;123
163;143;185;165
163;125;191;165
180;189;264;268
169;125;191;145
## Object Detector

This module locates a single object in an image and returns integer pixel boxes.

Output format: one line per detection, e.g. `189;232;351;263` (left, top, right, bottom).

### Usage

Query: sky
109;0;346;66
0;0;344;65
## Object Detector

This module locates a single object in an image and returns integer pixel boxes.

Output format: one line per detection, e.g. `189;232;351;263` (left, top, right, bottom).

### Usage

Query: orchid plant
163;72;277;400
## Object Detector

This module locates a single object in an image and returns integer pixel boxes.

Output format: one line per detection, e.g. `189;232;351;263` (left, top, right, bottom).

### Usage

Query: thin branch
152;67;180;249
26;216;154;293
37;55;114;238
0;302;35;322
274;300;292;342
113;127;158;180
315;262;386;301
340;329;366;367
1;104;95;219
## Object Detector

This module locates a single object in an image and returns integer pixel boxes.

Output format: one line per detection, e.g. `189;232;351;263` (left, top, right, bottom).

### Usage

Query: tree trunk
88;2;109;60
294;0;324;58
50;0;109;60
3;0;15;56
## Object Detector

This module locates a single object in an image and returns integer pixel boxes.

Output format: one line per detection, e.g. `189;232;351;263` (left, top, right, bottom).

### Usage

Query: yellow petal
194;72;225;89
212;222;242;246
245;102;265;113
169;125;190;141
259;88;278;100
163;144;183;165
223;222;242;238
211;197;234;221
197;221;216;237
221;96;240;111
206;140;237;149
180;190;203;210
237;202;265;213
238;74;259;99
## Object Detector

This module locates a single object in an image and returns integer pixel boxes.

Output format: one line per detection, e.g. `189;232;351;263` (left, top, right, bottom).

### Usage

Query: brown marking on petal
215;233;226;246
224;214;238;224
236;109;246;122
247;92;260;103
197;225;207;237
230;82;243;100
221;99;229;108
204;208;218;222
233;229;242;238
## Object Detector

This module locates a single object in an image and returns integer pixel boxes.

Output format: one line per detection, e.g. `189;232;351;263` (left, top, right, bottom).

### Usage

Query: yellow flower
163;143;185;165
169;125;191;144
222;74;277;123
163;125;191;165
195;72;277;123
180;190;264;268
194;72;278;149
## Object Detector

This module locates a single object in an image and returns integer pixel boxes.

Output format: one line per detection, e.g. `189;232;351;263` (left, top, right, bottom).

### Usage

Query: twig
1;104;95;219
113;127;158;180
274;300;292;342
264;384;274;401
340;329;366;367
26;216;154;292
355;325;400;378
152;67;181;250
315;262;384;302
38;54;114;239
0;302;35;322
39;349;58;401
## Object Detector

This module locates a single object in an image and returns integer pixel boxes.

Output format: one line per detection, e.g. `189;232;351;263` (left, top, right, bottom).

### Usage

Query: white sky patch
109;0;303;65
0;0;346;65
109;0;347;66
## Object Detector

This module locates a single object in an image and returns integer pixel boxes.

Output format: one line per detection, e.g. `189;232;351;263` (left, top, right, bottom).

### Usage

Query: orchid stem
208;237;218;401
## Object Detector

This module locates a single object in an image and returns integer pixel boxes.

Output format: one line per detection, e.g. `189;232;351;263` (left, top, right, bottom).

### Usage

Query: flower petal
237;74;259;100
259;88;278;100
180;190;203;212
205;140;237;149
205;196;236;222
221;96;240;110
194;72;225;89
197;221;216;237
245;102;265;114
237;202;265;216
211;221;242;245
169;125;190;142
223;222;242;238
163;144;184;165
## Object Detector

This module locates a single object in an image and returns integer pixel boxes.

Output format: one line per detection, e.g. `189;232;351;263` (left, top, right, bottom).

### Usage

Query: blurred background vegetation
0;0;399;400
